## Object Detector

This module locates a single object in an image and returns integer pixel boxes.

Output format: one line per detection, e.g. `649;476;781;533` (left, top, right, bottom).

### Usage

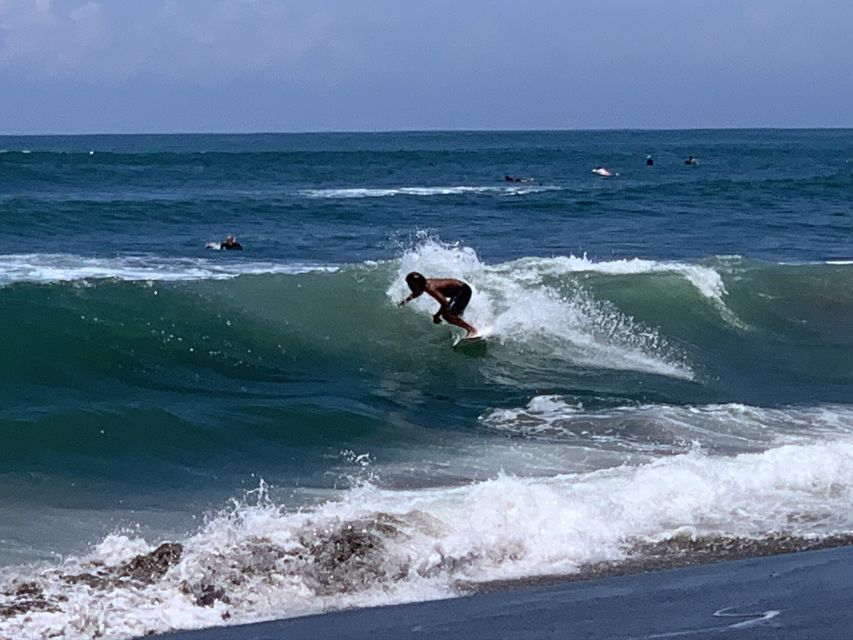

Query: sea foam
299;185;559;198
4;434;853;639
0;254;338;286
481;398;853;454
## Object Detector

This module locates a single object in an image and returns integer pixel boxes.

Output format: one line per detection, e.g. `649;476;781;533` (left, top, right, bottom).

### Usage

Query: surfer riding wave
399;272;478;338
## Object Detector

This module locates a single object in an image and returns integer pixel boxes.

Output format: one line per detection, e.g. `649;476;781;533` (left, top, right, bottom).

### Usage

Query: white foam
505;252;750;329
508;254;729;303
300;185;558;199
0;254;338;286
481;398;853;452
388;239;692;379
5;436;853;639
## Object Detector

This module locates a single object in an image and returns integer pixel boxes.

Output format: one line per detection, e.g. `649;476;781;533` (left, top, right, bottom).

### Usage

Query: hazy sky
2;0;852;133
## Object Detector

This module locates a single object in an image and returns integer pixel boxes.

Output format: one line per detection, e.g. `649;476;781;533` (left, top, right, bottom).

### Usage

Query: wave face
3;130;853;638
5;243;853;460
3;243;853;637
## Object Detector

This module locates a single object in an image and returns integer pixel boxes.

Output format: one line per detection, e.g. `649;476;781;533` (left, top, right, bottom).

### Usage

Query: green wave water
3;250;853;483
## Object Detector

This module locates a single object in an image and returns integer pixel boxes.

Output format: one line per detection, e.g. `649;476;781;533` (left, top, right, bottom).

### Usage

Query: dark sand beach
154;545;853;640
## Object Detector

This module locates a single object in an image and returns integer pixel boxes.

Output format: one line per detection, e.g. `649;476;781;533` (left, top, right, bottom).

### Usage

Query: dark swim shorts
447;284;472;316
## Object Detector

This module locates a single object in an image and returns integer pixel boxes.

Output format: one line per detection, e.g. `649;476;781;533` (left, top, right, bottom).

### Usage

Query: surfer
398;272;478;338
684;156;698;166
646;155;654;166
592;166;612;177
221;235;243;250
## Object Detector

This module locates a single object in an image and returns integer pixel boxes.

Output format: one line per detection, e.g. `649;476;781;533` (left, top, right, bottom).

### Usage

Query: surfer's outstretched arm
398;291;421;306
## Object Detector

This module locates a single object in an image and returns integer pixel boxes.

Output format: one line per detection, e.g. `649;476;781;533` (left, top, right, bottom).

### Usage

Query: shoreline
152;541;853;640
460;531;853;594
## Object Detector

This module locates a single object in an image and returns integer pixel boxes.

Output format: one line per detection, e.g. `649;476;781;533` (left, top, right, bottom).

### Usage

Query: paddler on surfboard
398;272;478;338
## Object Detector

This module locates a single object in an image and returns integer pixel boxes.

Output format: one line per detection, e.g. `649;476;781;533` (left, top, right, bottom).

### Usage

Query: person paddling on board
399;272;478;338
221;235;243;250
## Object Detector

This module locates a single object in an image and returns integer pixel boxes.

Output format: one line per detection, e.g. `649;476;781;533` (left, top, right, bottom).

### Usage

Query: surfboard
453;327;493;349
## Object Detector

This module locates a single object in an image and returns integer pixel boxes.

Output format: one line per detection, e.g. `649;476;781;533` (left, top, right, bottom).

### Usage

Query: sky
1;0;852;133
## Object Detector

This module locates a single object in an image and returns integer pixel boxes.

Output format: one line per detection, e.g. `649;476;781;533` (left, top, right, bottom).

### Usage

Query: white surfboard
453;326;493;349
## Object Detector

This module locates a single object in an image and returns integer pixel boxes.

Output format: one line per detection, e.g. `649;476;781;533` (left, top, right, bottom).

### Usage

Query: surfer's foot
466;329;478;338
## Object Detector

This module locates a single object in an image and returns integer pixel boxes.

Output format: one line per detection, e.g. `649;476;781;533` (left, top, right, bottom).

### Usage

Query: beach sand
153;544;853;639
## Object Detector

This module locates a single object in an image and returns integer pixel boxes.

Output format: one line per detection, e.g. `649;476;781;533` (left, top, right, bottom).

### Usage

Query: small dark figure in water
221;235;243;250
504;175;535;183
684;156;698;166
398;272;477;338
646;155;654;166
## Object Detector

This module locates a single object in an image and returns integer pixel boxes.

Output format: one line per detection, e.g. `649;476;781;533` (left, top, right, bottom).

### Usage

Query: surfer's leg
443;312;477;337
444;285;476;336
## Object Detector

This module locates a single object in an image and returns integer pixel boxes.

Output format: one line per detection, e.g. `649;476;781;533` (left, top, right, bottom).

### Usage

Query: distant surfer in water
684;156;698;166
221;235;243;250
399;272;478;338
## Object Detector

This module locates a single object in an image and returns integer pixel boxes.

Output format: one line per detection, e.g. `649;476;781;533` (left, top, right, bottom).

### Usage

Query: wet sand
153;544;853;639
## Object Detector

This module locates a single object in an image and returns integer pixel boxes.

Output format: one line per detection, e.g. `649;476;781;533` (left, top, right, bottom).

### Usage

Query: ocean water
1;130;853;639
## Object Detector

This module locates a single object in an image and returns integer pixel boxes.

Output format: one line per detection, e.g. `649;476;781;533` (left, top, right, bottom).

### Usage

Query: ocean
1;130;852;639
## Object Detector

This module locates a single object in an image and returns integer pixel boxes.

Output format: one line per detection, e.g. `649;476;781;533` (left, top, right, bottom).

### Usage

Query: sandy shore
153;544;853;639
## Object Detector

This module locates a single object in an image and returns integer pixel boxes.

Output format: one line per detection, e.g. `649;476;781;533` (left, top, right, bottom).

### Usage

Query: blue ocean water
2;130;853;638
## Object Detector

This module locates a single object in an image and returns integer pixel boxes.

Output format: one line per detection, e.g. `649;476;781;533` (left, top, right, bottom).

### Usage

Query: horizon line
2;126;853;137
